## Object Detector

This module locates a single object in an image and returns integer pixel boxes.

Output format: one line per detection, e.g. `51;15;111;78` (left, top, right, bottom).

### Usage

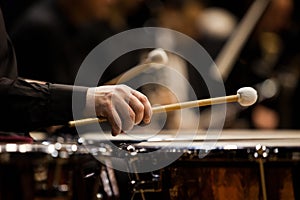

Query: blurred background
0;0;299;130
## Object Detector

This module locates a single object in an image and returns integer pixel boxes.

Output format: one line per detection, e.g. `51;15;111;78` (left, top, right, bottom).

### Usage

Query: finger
131;90;152;124
129;94;145;124
114;97;135;131
106;108;122;136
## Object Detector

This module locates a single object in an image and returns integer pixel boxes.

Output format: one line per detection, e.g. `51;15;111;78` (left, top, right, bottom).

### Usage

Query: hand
85;85;152;136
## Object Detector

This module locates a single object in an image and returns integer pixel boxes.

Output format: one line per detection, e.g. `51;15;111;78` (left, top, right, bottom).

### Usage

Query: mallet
104;48;168;85
68;87;258;127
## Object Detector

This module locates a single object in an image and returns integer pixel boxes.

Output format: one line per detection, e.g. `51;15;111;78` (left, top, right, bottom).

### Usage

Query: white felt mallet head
237;87;258;106
146;48;169;65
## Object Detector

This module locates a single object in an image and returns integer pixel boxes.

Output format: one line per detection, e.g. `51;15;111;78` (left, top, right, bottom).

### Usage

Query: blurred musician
226;0;299;129
9;0;115;85
9;0;146;85
0;6;152;141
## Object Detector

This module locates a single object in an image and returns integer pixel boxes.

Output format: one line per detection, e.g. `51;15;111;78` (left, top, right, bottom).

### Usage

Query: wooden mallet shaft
152;94;238;113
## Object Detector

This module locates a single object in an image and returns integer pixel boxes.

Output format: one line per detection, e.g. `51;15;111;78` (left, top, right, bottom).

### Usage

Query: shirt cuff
48;83;88;124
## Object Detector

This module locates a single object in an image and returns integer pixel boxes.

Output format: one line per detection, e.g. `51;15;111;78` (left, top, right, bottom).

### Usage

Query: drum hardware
118;143;138;156
249;144;300;200
48;130;300;199
102;142;165;199
129;170;163;200
253;144;268;200
258;158;267;200
99;163;120;199
0;142;120;200
253;144;269;159
112;133;300;200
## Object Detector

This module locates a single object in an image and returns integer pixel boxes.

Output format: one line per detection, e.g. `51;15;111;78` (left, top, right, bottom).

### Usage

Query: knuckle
139;95;149;103
103;100;112;111
99;102;113;117
116;84;128;92
136;103;144;113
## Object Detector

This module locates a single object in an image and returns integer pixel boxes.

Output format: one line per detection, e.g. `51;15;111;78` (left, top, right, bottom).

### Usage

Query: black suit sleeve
0;78;88;132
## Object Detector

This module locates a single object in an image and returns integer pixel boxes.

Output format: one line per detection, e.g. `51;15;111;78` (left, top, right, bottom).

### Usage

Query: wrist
84;87;97;117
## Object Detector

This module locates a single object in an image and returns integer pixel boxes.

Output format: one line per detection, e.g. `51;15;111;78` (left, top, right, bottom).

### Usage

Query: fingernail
145;118;151;124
